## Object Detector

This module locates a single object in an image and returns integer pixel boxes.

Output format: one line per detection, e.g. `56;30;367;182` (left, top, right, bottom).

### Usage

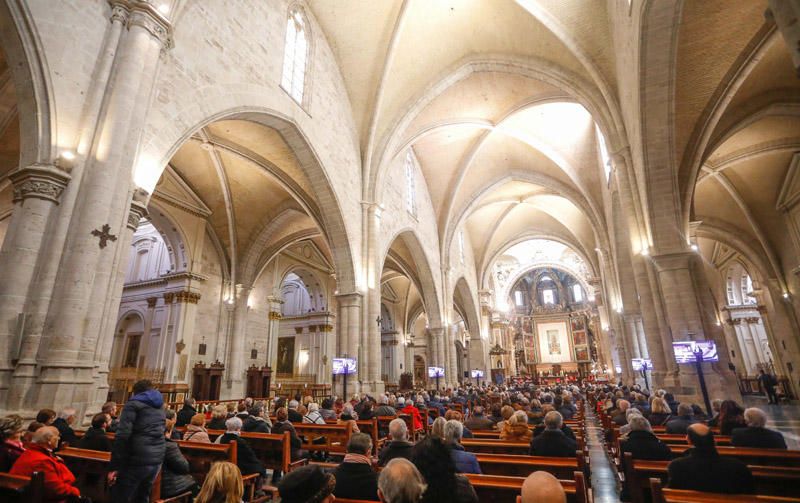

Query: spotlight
61;150;76;161
690;244;699;252
783;292;790;300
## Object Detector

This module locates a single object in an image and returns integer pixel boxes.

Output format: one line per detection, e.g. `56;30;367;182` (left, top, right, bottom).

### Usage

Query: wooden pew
475;453;585;480
356;418;383;454
624;453;800;503
464;472;587;503
460;439;533;455
0;471;45;503
174;440;237;485
667;445;800;467
649;478;800;503
292;422;353;455
238;431;307;475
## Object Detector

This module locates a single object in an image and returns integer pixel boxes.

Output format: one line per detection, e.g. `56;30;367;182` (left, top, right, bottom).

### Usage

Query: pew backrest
649;477;800;503
464;472;586;503
0;471;44;503
475;452;584;479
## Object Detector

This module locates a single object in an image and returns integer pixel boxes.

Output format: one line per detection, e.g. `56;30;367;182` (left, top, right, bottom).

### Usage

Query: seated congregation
0;378;796;503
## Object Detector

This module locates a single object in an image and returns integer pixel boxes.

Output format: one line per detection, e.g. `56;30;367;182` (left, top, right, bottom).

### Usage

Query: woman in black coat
161;437;199;498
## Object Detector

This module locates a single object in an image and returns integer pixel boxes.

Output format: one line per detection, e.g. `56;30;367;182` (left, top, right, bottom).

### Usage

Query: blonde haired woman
195;461;243;503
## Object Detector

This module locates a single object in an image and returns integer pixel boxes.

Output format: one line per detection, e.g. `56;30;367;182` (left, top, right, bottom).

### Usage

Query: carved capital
268;311;283;320
146;297;158;308
127;199;148;230
110;0;174;49
10;163;71;204
175;290;201;304
163;291;175;304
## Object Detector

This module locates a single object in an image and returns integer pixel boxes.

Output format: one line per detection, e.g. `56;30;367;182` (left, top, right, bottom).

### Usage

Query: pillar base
358;380;385;395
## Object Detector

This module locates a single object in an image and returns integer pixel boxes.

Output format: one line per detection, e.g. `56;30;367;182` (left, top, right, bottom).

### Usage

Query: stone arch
141;108;357;294
453;277;480;339
145;199;192;274
381;228;442;328
278;264;328;316
110;309;146;370
0;0;56;165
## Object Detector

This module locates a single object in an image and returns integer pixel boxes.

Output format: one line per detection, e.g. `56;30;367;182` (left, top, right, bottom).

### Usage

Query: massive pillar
266;296;283;369
0;165;70;410
226;284;251;397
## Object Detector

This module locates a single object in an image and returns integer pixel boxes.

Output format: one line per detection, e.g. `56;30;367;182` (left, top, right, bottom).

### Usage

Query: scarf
343;453;372;465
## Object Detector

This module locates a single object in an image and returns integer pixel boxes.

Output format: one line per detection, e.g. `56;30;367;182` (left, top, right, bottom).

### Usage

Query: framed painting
575;346;589;361
573;331;587;346
277;337;295;375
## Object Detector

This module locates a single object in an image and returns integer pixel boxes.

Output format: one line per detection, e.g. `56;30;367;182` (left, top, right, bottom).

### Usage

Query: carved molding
146;297;158;308
110;0;174;49
10;163;71;204
163;292;175;304
268;311;283;320
127;199;149;230
175;291;201;304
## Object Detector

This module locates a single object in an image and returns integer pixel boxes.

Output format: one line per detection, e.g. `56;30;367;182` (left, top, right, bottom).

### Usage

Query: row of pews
595;401;800;503
2;398;592;502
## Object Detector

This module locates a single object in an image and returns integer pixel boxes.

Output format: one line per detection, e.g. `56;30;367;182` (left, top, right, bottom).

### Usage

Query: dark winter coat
77;426;112;452
219;433;265;476
668;448;754;494
160;438;198;498
620;430;672;461
176;404;196;428
110;389;166;469
377;440;414;466
529;429;577;458
731;427;787;450
331;462;379;501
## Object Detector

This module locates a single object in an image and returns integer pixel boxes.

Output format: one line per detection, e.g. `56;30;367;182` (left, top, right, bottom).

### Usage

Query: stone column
226;284;251;396
266;296;283;369
171;290;201;383
31;1;172;412
448;325;459;387
0;165;70;410
429;327;444;388
335;292;362;361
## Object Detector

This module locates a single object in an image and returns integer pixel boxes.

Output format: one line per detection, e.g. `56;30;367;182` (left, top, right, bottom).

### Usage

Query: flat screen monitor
332;357;357;375
672;340;719;363
631;358;652;371
428;366;445;378
470;370;485;378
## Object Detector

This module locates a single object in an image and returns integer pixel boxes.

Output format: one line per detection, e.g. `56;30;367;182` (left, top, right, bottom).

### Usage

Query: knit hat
278;465;336;503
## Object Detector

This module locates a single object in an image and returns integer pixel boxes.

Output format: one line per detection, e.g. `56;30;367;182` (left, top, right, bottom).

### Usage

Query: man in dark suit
621;416;672;460
176;398;196;427
665;403;698;434
668;423;754;494
464;406;495;431
731;408;787;449
332;433;379;501
378;418;414;466
530;411;577;458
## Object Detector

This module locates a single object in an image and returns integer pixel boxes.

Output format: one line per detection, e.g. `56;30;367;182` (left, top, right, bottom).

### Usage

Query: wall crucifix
91;224;117;249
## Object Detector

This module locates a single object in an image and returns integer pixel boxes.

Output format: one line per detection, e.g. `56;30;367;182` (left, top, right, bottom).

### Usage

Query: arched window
281;7;308;104
514;290;524;307
595;124;612;183
572;284;583;302
542;289;555;305
405;151;417;216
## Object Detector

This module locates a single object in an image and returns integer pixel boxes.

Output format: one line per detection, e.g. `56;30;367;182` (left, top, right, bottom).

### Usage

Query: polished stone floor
584;404;622;503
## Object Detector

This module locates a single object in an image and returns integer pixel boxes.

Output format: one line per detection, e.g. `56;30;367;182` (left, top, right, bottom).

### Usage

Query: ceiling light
783;292;790;300
157;3;169;14
61;150;75;161
690;244;699;252
640;247;649;257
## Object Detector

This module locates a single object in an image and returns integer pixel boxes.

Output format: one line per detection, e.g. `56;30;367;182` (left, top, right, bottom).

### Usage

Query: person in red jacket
10;426;81;502
399;398;423;432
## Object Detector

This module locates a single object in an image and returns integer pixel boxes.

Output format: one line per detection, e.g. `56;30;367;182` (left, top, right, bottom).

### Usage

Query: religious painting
575;346;589;361
524;334;537;363
547;329;562;355
572;331;587;346
277;337;295;375
570;318;585;332
523;319;533;334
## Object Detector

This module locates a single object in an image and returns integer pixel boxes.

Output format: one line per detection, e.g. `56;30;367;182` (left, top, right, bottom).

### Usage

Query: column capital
127;198;148;230
650;251;695;272
175;290;201;304
335;291;363;307
9;163;71;204
429;327;445;337
110;0;174;49
146;297;158;308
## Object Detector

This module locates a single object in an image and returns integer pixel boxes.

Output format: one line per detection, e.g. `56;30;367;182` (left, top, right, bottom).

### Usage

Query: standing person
0;415;26;471
758;369;780;405
109;379;167;503
176;398;197;427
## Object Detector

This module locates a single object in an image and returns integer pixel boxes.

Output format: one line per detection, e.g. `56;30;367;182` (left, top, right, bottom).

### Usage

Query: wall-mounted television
631;358;652;371
428;366;445;378
470;369;485;378
332;357;357;375
673;340;719;363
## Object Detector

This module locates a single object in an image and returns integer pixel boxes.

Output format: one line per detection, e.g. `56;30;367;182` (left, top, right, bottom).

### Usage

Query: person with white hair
287;399;303;422
530;411;577;458
444;420;481;474
378;458;427;503
731;407;787;449
303;402;325;424
10;426;82;501
53;407;78;448
218;417;266;476
618;408;644;436
379;418;414;466
620;416;672;460
375;394;397;417
338;403;361;433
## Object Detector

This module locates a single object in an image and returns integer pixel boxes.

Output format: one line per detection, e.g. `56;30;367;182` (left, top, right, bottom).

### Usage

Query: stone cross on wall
91;224;117;249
